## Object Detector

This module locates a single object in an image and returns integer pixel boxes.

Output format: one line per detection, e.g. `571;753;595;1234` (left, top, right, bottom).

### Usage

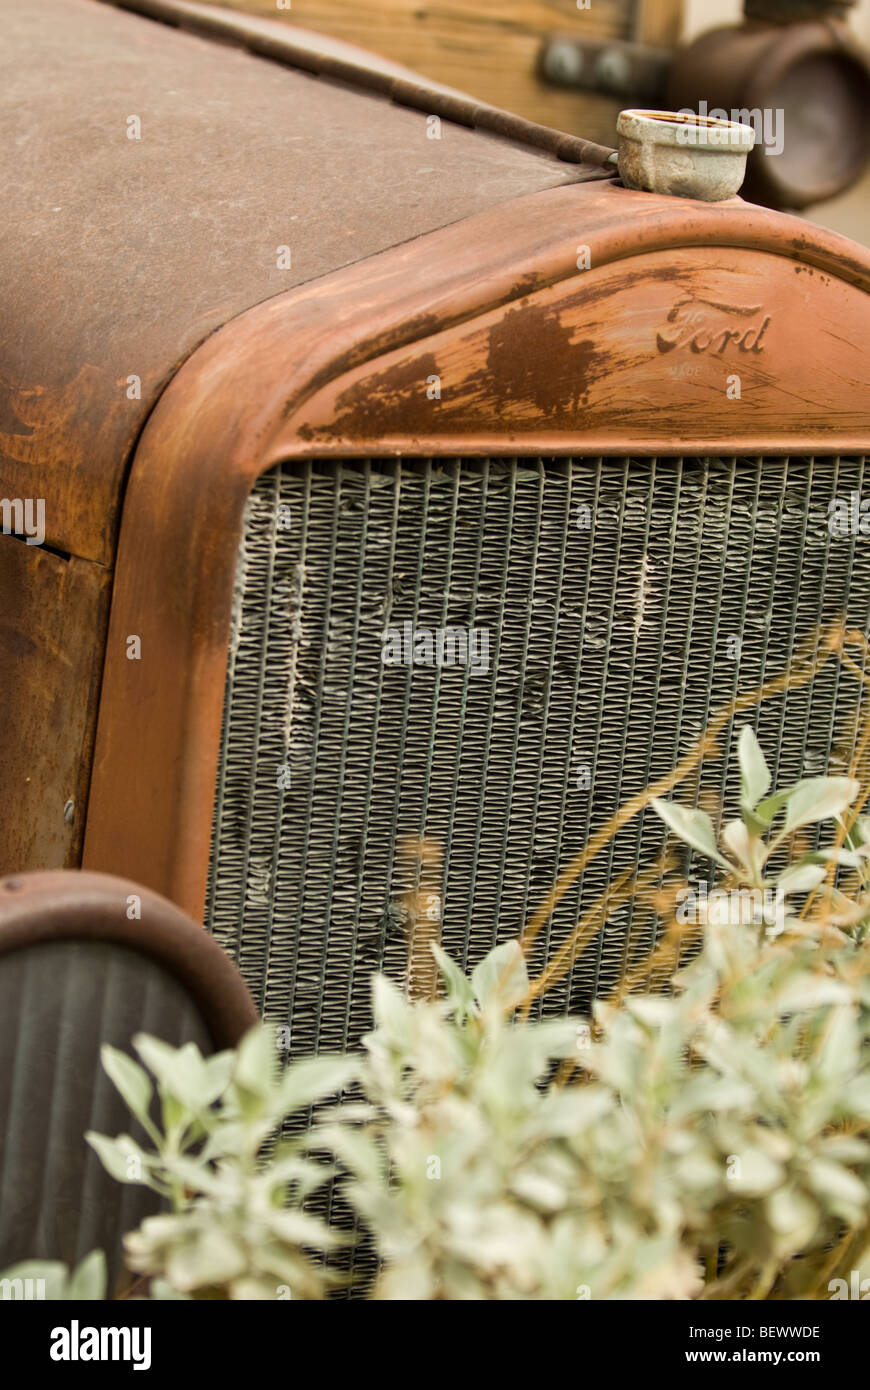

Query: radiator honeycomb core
206;456;870;1049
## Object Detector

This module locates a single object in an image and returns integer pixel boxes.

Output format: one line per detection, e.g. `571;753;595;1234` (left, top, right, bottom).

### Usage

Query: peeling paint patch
634;552;654;641
482;302;600;417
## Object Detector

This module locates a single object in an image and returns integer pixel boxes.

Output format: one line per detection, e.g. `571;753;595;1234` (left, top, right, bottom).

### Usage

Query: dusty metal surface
105;0;618;168
0;0;609;566
0;538;111;875
81;179;870;920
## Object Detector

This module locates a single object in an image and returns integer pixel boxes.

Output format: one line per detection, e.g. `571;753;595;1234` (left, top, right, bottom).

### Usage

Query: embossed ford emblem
656;297;771;355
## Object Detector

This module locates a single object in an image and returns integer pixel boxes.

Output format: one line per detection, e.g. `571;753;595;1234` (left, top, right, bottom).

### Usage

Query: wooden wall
215;0;683;143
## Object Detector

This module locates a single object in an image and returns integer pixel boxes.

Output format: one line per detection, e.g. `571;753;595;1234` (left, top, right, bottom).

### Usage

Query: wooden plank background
212;0;683;143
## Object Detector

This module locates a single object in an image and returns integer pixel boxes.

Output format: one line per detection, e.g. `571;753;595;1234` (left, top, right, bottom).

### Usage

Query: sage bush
7;726;870;1299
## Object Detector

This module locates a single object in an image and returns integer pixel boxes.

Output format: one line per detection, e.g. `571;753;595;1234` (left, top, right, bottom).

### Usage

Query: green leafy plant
13;723;870;1301
85;1029;357;1299
651;725;870;939
0;1251;107;1301
315;910;870;1298
0;1250;184;1301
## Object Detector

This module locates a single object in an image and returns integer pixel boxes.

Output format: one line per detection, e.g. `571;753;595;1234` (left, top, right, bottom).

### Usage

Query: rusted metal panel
0;870;258;1044
81;180;870;920
0;0;609;566
0;540;111;874
293;247;870;452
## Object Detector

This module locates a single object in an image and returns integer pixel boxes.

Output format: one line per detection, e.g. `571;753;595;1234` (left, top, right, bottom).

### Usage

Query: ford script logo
656;297;771;356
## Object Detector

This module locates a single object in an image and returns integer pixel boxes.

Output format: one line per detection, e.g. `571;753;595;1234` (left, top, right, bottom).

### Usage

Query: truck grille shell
206;456;870;1045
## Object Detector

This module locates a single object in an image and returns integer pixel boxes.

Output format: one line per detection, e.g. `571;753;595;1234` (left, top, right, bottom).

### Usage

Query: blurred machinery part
540;0;870;208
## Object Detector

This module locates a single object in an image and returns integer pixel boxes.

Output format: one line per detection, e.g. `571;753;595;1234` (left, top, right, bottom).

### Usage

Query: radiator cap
616;108;756;201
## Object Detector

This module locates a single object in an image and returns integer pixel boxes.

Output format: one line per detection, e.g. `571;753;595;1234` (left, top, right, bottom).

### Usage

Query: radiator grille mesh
206;456;870;1047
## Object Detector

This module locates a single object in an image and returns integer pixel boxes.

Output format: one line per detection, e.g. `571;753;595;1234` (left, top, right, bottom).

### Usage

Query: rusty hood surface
0;0;612;565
